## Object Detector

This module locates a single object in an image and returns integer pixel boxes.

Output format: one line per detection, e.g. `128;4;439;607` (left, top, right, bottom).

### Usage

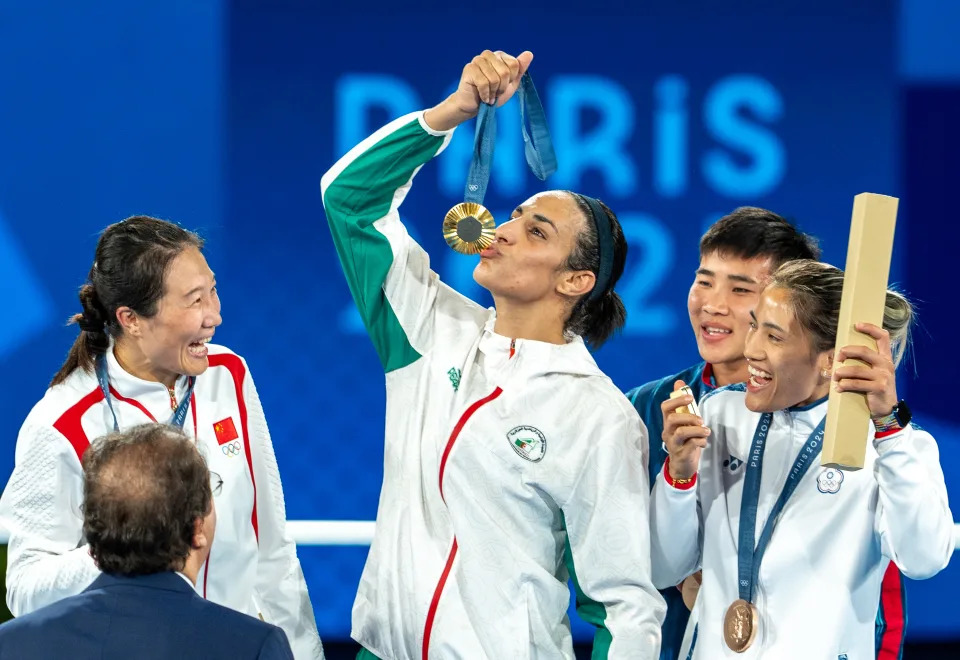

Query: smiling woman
49;217;216;389
742;261;913;413
0;216;324;658
651;259;954;659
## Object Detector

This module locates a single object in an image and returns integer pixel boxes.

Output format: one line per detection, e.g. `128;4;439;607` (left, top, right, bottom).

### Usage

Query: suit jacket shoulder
0;572;293;660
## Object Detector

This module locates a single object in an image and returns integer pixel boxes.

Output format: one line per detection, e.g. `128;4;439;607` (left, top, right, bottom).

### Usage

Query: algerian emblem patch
817;467;844;494
507;426;546;462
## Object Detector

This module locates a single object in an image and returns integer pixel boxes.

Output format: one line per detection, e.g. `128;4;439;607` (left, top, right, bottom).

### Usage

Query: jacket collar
105;341;190;402
727;395;828;461
85;570;198;596
478;314;604;380
776;395;829;431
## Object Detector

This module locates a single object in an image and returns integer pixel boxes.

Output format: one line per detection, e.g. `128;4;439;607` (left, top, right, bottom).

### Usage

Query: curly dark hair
82;424;212;576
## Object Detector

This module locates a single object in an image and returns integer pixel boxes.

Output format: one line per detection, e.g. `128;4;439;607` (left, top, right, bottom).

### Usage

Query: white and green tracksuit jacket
321;111;666;659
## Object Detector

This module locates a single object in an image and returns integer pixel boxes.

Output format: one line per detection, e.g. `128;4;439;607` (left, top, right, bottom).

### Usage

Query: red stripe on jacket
52;388;105;462
878;562;906;659
422;387;503;659
208;353;258;541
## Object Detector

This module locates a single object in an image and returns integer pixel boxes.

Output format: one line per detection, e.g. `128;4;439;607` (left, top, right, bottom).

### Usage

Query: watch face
894;400;912;427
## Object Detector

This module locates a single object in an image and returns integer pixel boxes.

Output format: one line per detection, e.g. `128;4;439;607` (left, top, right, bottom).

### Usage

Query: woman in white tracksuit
651;259;953;658
0;216;324;659
321;50;665;659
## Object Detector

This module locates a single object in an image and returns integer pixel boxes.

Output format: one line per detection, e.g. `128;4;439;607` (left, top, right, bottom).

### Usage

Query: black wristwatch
873;399;911;433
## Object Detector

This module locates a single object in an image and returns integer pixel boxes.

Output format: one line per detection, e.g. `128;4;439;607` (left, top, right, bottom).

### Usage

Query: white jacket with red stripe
321;111;665;659
0;344;324;659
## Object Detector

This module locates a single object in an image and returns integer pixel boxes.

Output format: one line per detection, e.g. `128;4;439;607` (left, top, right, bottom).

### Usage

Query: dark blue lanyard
464;73;557;206
95;354;196;432
738;412;826;602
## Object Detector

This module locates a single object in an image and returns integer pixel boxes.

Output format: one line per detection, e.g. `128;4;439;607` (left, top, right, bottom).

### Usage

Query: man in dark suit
0;424;294;659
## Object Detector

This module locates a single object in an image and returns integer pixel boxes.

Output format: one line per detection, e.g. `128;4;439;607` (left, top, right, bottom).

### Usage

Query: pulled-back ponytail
770;260;914;368
562;194;628;348
51;216;203;387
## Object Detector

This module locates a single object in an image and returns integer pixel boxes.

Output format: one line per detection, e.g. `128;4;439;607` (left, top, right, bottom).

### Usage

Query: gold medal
723;599;758;653
443;202;495;255
444;74;555;256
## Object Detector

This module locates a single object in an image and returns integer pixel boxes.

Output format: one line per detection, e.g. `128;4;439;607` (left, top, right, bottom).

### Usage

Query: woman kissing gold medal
444;72;556;254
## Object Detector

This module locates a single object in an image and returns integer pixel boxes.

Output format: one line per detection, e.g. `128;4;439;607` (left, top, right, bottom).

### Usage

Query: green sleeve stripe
322;117;446;372
562;512;611;659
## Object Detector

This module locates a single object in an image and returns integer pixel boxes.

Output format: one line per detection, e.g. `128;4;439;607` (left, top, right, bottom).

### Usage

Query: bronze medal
443;202;495;255
680;571;702;611
723;598;758;653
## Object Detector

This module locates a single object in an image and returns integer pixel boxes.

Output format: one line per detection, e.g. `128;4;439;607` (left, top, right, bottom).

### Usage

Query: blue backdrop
1;0;957;643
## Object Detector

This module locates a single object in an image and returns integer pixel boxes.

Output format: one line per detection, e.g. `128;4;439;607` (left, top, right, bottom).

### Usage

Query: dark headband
576;194;615;301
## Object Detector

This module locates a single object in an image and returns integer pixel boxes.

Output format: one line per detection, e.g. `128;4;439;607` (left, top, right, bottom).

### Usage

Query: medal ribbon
464;73;557;206
737;412;826;602
96;353;196;432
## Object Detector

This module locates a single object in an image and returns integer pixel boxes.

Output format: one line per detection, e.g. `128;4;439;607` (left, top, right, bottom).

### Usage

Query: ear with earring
821;368;831;379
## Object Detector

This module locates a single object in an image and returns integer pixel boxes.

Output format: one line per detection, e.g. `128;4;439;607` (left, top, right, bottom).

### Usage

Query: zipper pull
509;338;516;359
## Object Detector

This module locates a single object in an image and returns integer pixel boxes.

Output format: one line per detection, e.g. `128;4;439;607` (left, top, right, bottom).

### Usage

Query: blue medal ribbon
96;353;196;432
737;412;826;602
464;73;557;206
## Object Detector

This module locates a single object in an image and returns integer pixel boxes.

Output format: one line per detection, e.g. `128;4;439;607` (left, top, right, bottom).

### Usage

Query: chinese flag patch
213;417;239;445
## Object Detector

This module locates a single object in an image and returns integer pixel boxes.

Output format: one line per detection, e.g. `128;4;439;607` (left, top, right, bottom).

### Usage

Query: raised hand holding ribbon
442;50;557;254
